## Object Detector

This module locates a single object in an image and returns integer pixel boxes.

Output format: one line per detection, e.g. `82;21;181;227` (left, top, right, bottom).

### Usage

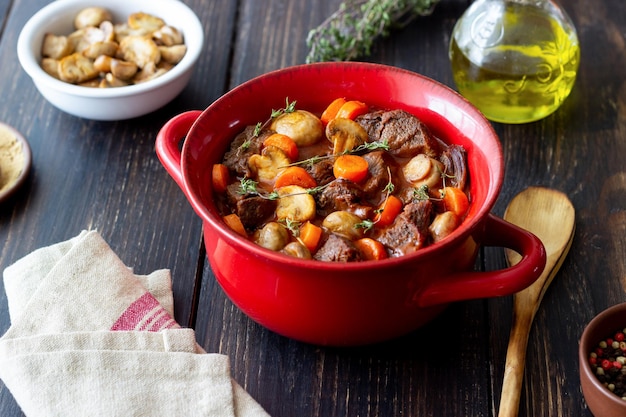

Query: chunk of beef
362;151;395;203
371;200;433;257
306;158;335;186
222;126;273;178
356;110;441;158
316;178;374;219
314;233;362;262
236;196;277;230
224;182;277;230
440;144;468;190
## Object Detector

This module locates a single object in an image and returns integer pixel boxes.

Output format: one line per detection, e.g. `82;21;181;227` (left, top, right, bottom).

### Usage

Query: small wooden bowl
579;302;626;416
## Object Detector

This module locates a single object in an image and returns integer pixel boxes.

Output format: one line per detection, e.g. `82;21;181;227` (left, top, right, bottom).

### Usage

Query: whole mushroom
74;7;112;29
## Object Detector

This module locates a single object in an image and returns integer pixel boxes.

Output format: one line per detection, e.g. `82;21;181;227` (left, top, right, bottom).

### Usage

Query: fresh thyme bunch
306;0;440;63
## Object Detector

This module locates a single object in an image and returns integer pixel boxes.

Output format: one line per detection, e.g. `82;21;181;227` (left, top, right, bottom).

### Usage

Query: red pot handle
416;213;547;308
155;110;203;190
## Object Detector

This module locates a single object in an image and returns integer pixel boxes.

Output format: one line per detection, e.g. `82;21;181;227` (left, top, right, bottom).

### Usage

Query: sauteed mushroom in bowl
17;0;203;120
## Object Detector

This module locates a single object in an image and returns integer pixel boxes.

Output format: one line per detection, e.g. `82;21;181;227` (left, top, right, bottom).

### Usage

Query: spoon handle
497;299;535;417
498;256;566;417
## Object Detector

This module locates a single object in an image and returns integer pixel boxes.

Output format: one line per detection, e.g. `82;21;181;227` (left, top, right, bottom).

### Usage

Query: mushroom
153;25;184;46
110;59;138;80
118;35;160;69
41;58;60;78
158;45;187;65
255;222;290;251
41;33;74;59
322;211;365;240
132;61;167;83
402;154;444;189
80;78;103;87
57;53;98;83
156;61;174;72
82;41;118;59
99;21;116;42
41;34;73;59
113;22;151;42
93;55;138;80
270;110;323;146
282;242;312;259
68;26;108;53
74;7;112;29
103;73;130;88
429;211;459;242
128;12;165;32
248;146;291;184
275;185;316;223
93;55;113;72
325;117;368;154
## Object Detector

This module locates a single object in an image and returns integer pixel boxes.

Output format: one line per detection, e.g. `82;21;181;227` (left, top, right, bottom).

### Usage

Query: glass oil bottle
449;0;580;123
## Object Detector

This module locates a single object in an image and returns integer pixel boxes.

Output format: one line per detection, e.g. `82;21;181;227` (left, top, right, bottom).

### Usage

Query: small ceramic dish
17;0;204;120
579;302;626;416
0;123;32;203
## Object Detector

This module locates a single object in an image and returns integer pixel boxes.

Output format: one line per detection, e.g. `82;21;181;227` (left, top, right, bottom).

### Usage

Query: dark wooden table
1;0;625;415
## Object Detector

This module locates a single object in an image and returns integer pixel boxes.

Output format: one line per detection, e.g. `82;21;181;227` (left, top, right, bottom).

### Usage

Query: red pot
156;62;546;346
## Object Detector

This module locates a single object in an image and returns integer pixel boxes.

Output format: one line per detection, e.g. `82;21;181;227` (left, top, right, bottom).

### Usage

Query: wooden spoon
497;187;575;417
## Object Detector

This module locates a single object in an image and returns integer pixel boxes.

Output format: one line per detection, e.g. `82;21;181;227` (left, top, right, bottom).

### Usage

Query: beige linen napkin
0;230;269;417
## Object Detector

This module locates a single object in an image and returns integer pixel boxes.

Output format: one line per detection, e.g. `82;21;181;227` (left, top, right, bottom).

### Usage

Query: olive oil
449;0;579;123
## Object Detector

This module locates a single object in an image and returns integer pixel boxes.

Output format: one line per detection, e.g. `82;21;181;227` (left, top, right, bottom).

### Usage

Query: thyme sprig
239;98;297;151
253;98;297;137
306;0;440;63
237;177;330;200
355;219;375;232
287;139;390;169
238;177;279;199
281;218;302;236
412;184;430;201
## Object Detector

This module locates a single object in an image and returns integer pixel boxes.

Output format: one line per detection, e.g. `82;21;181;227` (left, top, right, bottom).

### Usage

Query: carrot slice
299;221;323;252
373;194;403;227
333;154;369;183
320;97;347;125
354;238;388;261
335;100;368;120
274;166;317;189
223;213;247;237
263;133;299;161
442;187;470;217
212;163;230;193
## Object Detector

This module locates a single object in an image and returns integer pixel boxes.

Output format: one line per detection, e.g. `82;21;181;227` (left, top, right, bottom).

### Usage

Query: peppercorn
589;327;626;400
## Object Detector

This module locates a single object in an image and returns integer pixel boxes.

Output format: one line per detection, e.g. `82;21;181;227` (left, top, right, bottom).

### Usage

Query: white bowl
17;0;204;120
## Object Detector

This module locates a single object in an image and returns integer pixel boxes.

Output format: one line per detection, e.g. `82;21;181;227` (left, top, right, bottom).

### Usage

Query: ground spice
589;327;626;400
0;124;25;194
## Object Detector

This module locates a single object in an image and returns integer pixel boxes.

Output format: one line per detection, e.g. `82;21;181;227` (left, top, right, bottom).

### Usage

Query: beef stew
213;98;470;262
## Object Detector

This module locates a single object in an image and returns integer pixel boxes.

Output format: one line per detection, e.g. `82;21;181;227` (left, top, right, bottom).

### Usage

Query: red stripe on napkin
111;292;179;331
